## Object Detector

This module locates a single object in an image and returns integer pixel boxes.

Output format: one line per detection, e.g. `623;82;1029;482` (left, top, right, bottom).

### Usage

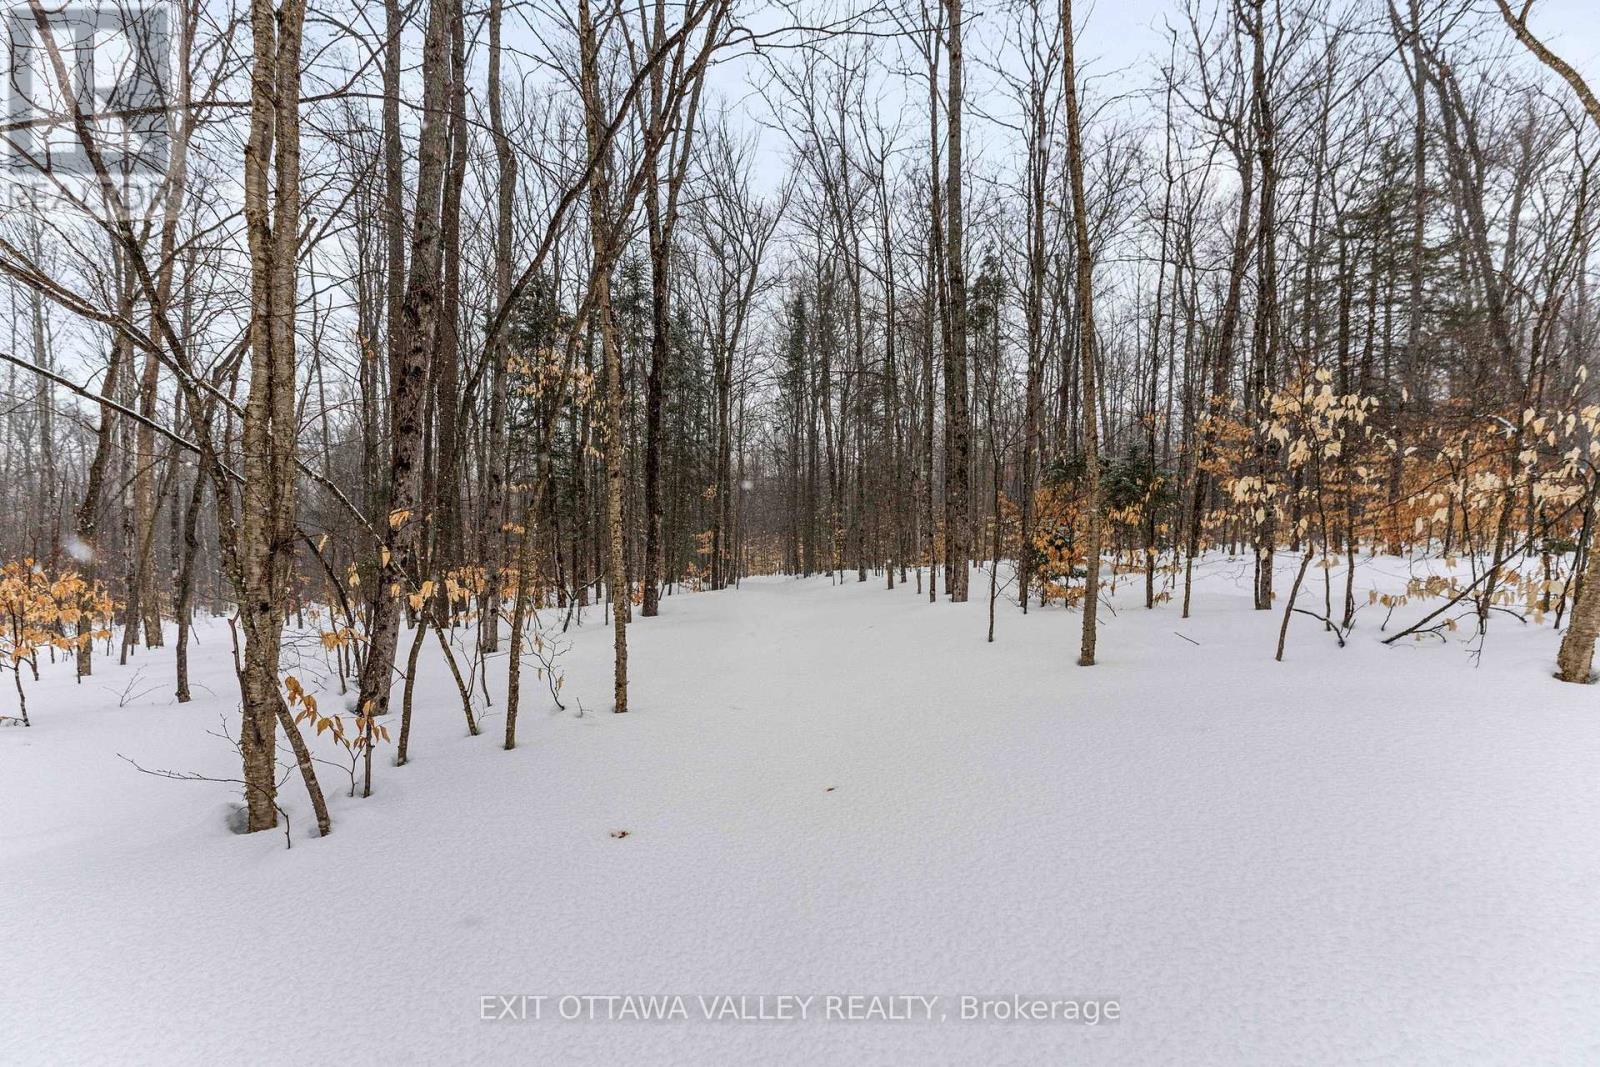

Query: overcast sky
690;0;1600;197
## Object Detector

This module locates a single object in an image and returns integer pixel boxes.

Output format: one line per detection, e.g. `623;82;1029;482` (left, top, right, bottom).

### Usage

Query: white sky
696;0;1600;197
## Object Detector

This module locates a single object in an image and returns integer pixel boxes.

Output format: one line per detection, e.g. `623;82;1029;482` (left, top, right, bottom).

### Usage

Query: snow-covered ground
4;556;1598;1065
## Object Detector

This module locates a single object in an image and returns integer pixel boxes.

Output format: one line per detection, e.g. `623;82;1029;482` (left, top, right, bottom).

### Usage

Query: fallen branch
118;754;293;849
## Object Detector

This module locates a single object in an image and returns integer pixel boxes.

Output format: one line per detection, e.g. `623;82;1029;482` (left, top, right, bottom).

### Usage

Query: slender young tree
1062;0;1102;665
355;0;453;722
944;0;971;602
579;0;631;712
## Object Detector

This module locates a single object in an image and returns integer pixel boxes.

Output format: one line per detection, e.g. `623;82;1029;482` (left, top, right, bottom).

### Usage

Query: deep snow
3;556;1599;1065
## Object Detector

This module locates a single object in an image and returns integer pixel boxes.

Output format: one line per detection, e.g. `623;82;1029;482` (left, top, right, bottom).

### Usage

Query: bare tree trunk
132;348;162;647
1275;548;1315;662
922;14;942;603
1558;539;1600;682
238;0;327;835
1247;0;1277;612
396;613;430;765
943;0;970;602
1063;0;1101;665
640;0;704;614
368;0;403;556
72;308;131;680
580;0;629;712
1492;2;1600;681
432;4;469;592
356;0;452;722
1181;102;1254;620
1019;25;1051;612
174;473;205;702
480;0;515;653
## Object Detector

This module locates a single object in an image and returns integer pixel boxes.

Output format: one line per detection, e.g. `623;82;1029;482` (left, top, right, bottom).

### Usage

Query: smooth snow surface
4;558;1599;1065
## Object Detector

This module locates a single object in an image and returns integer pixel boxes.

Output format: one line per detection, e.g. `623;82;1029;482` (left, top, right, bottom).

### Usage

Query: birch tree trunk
1491;2;1600;682
239;0;322;833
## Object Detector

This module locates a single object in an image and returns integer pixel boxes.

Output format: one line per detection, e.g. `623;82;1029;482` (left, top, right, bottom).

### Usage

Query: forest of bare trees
4;0;1600;835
